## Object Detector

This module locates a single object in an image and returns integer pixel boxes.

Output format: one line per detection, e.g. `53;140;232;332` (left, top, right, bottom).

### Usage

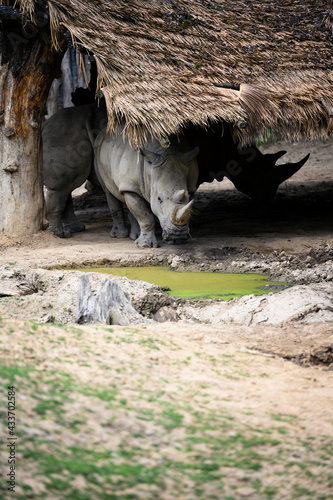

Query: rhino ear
140;148;161;166
264;150;287;165
183;146;200;165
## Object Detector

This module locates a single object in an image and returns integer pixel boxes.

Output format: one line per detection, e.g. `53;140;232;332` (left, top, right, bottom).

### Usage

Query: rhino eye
157;195;163;203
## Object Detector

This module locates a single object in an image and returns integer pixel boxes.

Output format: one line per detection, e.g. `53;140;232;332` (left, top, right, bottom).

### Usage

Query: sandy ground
0;138;332;265
0;137;332;354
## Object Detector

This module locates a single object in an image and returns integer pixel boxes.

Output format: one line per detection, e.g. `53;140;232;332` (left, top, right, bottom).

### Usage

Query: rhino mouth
162;226;189;241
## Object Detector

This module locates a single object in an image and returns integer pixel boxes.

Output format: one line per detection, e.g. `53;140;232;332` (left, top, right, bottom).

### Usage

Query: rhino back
95;130;142;202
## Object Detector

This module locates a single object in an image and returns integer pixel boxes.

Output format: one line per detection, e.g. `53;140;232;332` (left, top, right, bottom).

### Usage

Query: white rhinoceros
93;128;199;248
42;102;107;237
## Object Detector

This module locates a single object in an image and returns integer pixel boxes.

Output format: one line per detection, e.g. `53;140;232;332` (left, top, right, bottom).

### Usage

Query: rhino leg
105;191;129;238
123;192;159;248
62;195;86;234
45;189;72;238
128;212;140;241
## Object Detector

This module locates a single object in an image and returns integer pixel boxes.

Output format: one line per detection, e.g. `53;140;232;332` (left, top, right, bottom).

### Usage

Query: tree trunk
0;33;64;238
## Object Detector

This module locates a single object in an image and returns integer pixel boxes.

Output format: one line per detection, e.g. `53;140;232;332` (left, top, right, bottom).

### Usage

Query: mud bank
1;265;332;326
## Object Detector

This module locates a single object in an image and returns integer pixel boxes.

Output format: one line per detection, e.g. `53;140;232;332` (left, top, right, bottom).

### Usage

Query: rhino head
140;145;199;242
228;148;310;204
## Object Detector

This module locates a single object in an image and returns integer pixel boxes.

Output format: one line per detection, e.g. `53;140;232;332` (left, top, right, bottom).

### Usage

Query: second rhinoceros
42;102;107;237
93;128;199;247
184;122;310;203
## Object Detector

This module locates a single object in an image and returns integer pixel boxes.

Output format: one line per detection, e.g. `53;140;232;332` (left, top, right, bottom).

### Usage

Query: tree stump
75;275;151;326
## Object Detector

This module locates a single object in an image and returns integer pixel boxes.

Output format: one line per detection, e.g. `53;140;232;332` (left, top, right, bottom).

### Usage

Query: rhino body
183;123;309;203
42;102;107;237
93;128;199;247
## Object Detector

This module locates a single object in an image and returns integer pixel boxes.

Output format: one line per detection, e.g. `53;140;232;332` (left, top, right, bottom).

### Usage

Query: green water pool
77;266;289;300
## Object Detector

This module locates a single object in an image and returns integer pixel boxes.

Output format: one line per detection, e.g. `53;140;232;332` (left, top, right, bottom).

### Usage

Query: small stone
237;487;255;497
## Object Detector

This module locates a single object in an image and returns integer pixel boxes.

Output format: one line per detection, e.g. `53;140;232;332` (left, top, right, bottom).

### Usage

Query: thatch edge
5;0;333;147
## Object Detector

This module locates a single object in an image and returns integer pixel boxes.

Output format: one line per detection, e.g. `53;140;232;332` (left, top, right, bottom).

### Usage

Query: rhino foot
135;234;160;248
48;227;72;239
63;222;86;234
164;238;188;245
110;226;129;238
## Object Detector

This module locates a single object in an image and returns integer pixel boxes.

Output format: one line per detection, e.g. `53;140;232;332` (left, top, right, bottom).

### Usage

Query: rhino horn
264;150;287;165
172;200;194;225
275;153;310;184
173;189;186;203
182;146;200;165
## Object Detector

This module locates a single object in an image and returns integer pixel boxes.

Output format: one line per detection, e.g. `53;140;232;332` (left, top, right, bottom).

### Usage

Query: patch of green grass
80;387;118;402
0;363;35;386
328;473;333;487
37;446;166;489
69;326;84;335
292;485;313;498
46;478;72;491
4;261;17;269
34;398;65;415
168;459;222;481
271;413;298;423
113;335;135;345
28;320;39;331
22;484;33;492
102;327;114;333
136;408;155;421
159;407;184;430
138;337;161;350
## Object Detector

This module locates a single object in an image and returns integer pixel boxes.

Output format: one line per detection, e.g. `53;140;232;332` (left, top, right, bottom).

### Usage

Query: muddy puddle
76;265;290;300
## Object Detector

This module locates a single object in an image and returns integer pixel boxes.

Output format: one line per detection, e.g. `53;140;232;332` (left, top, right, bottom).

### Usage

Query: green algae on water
77;266;289;301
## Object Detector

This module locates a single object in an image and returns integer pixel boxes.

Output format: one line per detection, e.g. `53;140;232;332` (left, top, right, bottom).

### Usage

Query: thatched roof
6;0;333;146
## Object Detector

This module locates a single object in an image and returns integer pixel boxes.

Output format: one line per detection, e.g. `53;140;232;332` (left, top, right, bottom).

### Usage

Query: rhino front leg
123;192;159;248
45;189;71;238
62;195;86;234
128;211;140;241
105;191;129;238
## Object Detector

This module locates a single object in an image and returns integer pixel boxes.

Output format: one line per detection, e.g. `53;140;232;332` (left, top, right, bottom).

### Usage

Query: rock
154;306;178;322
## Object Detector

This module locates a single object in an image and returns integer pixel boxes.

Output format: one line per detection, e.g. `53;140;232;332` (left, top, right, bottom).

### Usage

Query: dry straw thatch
4;0;333;145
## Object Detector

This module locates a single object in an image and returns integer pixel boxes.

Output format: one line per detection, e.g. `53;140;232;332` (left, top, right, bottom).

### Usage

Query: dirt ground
0;137;332;359
1;137;332;321
0;138;332;498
